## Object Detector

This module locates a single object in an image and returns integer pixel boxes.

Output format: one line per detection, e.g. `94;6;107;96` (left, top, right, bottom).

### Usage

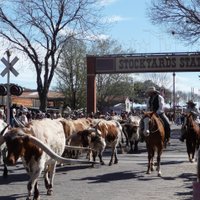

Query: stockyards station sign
94;52;200;73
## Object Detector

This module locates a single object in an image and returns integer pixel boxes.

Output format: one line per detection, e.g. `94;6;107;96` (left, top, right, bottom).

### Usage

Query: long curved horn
13;116;25;128
0;124;9;136
65;145;91;151
0;136;5;146
66;134;74;142
86;127;102;137
28;135;97;165
0;124;8;146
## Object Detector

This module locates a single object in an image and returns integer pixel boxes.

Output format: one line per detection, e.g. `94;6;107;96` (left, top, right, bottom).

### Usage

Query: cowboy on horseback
140;86;171;144
180;100;200;142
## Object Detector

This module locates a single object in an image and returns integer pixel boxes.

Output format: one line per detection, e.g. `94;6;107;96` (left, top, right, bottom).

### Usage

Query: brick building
0;89;65;109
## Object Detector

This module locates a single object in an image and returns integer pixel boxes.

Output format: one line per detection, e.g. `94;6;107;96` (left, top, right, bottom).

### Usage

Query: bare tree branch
0;0;104;111
148;0;200;44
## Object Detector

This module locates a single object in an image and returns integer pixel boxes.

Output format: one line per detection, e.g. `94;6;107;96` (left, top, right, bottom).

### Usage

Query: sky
101;0;200;95
0;0;199;96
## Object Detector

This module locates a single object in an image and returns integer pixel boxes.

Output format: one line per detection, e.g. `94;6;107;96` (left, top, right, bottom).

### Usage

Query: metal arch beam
86;52;200;114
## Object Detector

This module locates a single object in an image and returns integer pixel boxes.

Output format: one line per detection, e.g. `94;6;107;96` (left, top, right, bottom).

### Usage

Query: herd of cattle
0;114;142;200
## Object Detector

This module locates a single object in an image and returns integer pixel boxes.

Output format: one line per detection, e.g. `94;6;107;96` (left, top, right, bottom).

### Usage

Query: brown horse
184;112;200;162
142;111;165;177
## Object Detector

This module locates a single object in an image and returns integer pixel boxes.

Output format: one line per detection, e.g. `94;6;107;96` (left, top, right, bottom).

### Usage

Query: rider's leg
139;119;145;142
159;113;171;144
179;117;186;142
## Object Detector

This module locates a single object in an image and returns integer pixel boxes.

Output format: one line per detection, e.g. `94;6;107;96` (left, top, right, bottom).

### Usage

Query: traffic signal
0;85;7;96
10;84;23;96
0;84;23;96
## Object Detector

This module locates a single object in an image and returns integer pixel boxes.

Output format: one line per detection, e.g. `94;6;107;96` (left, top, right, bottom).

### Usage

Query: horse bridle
143;115;159;134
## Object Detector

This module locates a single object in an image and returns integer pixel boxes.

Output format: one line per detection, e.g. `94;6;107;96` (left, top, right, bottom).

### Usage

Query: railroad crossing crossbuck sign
1;56;19;77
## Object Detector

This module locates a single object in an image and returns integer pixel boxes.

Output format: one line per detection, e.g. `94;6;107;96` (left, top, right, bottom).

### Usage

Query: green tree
143;73;171;89
97;74;134;112
0;0;104;111
88;38;136;112
56;37;87;110
133;80;172;104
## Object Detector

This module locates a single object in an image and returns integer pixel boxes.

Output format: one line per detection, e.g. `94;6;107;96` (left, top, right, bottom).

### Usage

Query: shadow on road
0;171;28;185
0;194;27;200
71;170;144;183
56;164;93;173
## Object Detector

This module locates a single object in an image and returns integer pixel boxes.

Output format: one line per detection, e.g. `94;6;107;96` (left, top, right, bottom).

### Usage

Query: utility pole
1;50;19;125
173;72;176;121
6;50;11;125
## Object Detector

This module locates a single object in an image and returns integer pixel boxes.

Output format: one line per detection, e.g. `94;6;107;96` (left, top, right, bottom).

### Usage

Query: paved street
0;124;197;200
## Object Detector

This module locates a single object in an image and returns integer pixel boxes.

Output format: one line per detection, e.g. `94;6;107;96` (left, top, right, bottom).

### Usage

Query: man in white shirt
143;86;171;145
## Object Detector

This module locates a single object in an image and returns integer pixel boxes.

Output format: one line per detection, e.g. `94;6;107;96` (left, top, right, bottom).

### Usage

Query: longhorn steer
59;118;92;158
78;128;106;166
91;119;122;166
122;115;141;153
0;118;94;200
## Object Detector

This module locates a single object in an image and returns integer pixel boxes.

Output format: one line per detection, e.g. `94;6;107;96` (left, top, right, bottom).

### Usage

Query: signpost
0;50;19;125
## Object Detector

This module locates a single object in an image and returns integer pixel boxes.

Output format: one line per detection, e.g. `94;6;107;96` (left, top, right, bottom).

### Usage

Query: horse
141;111;165;177
183;112;200;163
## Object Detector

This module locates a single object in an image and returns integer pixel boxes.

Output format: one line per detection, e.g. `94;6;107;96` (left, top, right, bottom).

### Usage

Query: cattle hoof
91;164;95;168
47;189;53;196
3;172;8;178
158;172;162;177
146;171;150;174
114;160;118;164
189;158;193;163
133;149;138;153
101;162;105;165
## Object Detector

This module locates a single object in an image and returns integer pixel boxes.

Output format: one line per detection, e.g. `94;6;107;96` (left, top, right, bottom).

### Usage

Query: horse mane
142;111;164;133
151;113;165;132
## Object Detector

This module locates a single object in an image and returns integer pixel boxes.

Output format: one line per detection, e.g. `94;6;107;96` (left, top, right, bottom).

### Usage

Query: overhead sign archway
86;52;200;114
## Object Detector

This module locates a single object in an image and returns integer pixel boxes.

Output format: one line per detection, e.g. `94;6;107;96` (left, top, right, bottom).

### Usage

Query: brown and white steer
0;118;94;200
59;118;92;139
122;115;141;153
89;119;122;166
59;118;92;158
79;128;106;166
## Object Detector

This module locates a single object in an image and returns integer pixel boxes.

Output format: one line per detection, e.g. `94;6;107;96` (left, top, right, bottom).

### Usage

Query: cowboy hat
186;100;196;106
146;86;160;94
